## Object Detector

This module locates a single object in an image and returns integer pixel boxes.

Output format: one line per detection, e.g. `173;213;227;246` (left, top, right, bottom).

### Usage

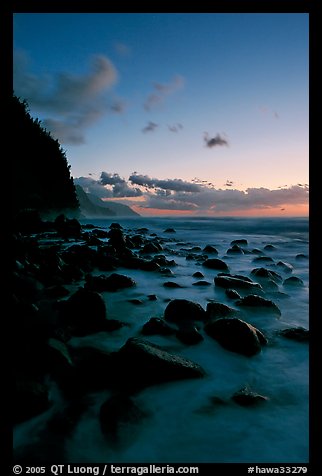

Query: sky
13;13;309;216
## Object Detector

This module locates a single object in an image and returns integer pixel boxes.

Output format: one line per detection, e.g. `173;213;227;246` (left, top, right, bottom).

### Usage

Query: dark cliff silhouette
11;95;79;218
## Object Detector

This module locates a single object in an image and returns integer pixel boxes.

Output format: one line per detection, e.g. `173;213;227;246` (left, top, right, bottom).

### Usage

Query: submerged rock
231;239;248;246
250;267;283;283
204;318;267;356
141;317;175;336
236;294;281;316
114;337;206;388
192;280;212;286
203;245;218;254
278;327;309;342
163;281;183;288
232;386;269;406
202;258;229;271
226;244;244;255
225;289;241;300
164;228;176;233
276;261;293;273
176;324;204;345
164;299;206;323
283;276;304;287
214;275;262;292
192;271;205;278
206;301;238;319
85;273;136;292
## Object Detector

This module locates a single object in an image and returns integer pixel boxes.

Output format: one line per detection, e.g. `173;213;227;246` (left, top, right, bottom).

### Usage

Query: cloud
13;50;121;144
142;121;158;133
225;180;234;187
144;75;184;111
204;133;229;148
168;123;183;133
129;174;202;193
76;173;308;214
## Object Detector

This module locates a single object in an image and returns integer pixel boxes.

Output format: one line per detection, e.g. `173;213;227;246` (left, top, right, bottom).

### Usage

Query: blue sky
13;13;309;215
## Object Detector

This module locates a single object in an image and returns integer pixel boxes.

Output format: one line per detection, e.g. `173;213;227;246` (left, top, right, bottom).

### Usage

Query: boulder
295;253;309;260
193;271;204;278
276;261;293;273
202;258;229;271
141;318;175;336
226;244;244;255
250;267;282;283
141;242;162;254
163;281;183;288
59;287;108;335
236;294;281;316
164;228;176;233
283;276;304;287
164;299;206;323
264;244;277;251
214;275;262;292
54;215;81;239
278;327;309;342
114;337;206;387
192;280;212;286
204;318;267;356
231;239;248;246
225;289;241;300
176;325;204;345
206;302;238;319
85;273;136;292
232;386;269;406
203;245;218;254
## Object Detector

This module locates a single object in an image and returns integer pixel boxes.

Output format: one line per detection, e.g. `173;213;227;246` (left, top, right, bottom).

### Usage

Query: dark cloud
75;174;142;198
14;50;121;144
225;180;234;187
144;75;184;111
204;133;229;148
129;174;202;193
168;123;183;133
142;121;158;133
100;172;126;186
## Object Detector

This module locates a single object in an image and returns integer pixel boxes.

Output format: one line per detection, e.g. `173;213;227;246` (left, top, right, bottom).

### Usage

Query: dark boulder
225;289;241;300
193;271;204;278
231;239;248;246
278;327;309;342
236;294;281;316
54;215;81;239
283;276;304;287
250;267;282;283
141;242;162;254
192;280;212;286
107;227;127;250
204;318;267;356
276;261;293;273
202;258;229;271
176;325;204;345
264;244;277;251
295;253;309;260
226;244;244;255
214;275;262;292
114;338;206;387
203;245;218;254
164;299;206;323
141;317;175;336
206;301;238;320
163;281;183;288
164;228;176;233
232;386;269;406
85;273;136;292
59;287;108;336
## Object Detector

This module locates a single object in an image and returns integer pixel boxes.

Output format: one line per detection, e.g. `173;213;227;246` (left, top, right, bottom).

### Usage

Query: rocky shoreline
12;211;309;462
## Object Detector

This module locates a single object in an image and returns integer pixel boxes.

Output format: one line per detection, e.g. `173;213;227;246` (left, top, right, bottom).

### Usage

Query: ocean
13;216;309;463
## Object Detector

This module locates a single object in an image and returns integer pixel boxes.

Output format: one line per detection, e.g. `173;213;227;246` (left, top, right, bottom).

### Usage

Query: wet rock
139;260;161;272
278;327;309;342
193;271;204;278
164;228;176;233
214;275;262;292
203;245;218;254
225;289;241;300
283;276;304;287
206;301;238;319
141;318;175;336
141;242;163;254
15;379;51;423
250;267;283;283
85;273;136;292
114;337;206;388
226;244;244;255
159;267;175;276
176;324;204;345
100;394;148;444
276;261;293;273
54;215;81;239
163;281;183;288
296;253;309;260
59;287;108;336
204;318;267;356
202;258;229;271
164;299;206;323
192;280;212;286
236;295;281;316
147;294;158;301
252;248;264;255
264;244;277;251
231;239;248;246
232;386;269;406
128;299;144;305
107;227;127;251
109;223;123;230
